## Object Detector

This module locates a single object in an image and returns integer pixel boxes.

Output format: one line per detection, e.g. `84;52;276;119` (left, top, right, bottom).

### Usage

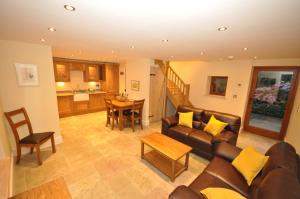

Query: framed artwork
15;63;39;86
210;76;228;96
131;80;140;91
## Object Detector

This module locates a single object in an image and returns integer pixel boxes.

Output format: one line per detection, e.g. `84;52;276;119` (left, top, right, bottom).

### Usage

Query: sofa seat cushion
169;125;195;136
204;157;249;197
189;171;234;193
189;130;213;145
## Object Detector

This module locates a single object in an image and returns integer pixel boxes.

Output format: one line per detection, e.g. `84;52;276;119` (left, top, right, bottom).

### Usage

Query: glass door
244;67;299;140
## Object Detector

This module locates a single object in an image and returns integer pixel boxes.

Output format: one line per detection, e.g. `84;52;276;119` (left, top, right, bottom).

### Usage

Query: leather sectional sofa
169;142;300;199
162;105;241;159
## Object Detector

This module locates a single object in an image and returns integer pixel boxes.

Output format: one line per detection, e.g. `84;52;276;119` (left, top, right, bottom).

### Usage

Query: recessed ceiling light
40;38;46;42
243;47;248;51
48;27;56;32
64;5;76;11
111;50;115;54
130;46;135;49
228;55;234;60
170;55;174;58
254;56;257;59
200;51;204;55
162;39;169;42
218;26;228;31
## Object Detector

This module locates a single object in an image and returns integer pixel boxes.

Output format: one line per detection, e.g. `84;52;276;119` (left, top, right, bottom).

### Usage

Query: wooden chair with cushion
4;108;56;165
104;98;118;130
127;99;145;132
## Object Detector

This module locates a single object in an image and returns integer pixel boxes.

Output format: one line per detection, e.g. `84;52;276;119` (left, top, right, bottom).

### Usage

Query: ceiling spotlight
254;56;257;59
48;27;56;32
162;39;169;42
243;47;248;51
218;26;228;31
130;46;135;49
40;38;46;42
200;51;204;55
228;55;234;60
64;5;76;11
170;55;174;58
111;50;115;54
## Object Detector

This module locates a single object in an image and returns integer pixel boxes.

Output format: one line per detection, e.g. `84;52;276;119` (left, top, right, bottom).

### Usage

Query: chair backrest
104;98;113;109
132;99;145;112
4;108;33;143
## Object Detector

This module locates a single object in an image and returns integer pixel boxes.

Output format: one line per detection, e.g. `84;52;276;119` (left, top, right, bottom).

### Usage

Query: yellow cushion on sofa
232;146;269;186
178;112;193;128
200;188;246;199
204;115;228;136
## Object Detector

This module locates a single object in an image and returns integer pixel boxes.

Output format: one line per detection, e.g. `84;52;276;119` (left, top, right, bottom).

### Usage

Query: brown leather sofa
162;105;241;159
169;142;300;199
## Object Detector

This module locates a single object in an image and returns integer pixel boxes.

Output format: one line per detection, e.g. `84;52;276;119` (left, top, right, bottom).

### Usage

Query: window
210;76;228;96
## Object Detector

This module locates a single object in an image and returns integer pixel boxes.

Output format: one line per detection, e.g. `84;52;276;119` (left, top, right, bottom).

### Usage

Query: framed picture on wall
15;63;39;86
131;80;140;91
210;76;228;96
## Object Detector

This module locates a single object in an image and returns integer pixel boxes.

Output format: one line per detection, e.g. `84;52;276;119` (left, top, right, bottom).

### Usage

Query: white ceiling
0;0;300;62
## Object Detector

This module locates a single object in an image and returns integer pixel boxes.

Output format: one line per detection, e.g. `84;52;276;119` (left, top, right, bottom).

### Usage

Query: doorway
149;66;165;122
244;67;299;140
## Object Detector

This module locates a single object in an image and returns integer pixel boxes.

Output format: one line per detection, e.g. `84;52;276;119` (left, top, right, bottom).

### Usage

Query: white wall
0;40;62;152
119;58;151;126
171;59;300;152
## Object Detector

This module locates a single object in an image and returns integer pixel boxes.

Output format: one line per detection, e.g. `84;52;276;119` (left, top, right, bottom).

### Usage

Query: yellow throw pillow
204;115;228;136
200;188;246;199
232;146;269;186
178;112;193;128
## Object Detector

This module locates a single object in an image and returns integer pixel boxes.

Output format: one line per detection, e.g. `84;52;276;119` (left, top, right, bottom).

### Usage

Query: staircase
155;60;193;110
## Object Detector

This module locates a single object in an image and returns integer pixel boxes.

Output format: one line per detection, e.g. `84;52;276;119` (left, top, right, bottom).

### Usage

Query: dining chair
4;108;56;165
127;99;145;132
104;98;118;130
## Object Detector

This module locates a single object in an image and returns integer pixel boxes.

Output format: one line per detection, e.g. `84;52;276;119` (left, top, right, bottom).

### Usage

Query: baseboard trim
12;135;64;156
9;152;14;197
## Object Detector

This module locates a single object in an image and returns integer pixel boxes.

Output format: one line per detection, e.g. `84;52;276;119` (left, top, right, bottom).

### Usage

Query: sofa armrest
212;131;236;145
162;116;178;128
169;186;206;199
214;142;242;162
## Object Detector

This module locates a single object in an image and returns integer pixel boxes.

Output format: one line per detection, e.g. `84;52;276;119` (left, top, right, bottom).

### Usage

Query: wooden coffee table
141;132;192;182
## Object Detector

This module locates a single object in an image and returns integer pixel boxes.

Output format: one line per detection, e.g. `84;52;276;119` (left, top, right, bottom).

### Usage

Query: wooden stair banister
155;59;193;109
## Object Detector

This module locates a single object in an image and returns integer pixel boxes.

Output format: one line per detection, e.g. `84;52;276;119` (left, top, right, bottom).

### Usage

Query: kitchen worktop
56;90;107;97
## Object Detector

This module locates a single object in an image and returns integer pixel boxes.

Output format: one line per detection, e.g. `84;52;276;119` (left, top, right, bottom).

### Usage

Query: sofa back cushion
202;111;241;134
176;105;205;129
251;168;300;199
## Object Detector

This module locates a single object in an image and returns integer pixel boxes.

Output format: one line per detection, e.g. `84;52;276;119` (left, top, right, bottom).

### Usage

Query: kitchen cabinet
84;64;99;82
73;101;89;113
89;94;106;111
53;61;70;82
98;64;106;81
70;62;85;71
57;96;73;117
103;63;119;95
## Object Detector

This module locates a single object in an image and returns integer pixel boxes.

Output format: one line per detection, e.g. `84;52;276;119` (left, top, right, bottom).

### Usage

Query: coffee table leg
185;153;190;170
141;142;144;159
171;160;175;182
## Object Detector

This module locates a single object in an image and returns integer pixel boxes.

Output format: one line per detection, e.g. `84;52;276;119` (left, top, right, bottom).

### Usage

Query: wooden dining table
111;99;133;130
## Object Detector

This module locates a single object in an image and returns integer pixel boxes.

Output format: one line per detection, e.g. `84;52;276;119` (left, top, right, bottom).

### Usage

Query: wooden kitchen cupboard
57;96;73;117
84;64;99;82
103;63;119;96
53;61;70;82
89;94;106;111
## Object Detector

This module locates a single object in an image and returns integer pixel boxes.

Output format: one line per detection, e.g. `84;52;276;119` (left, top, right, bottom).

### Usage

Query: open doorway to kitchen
244;67;299;140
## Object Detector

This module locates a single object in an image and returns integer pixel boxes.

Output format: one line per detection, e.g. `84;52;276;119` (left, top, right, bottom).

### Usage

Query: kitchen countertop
57;91;107;97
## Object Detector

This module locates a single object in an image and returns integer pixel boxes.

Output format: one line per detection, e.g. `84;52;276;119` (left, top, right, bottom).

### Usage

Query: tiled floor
13;111;277;198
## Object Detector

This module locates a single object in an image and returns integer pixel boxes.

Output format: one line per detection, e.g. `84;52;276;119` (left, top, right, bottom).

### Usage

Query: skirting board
9;153;13;197
12;135;64;156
